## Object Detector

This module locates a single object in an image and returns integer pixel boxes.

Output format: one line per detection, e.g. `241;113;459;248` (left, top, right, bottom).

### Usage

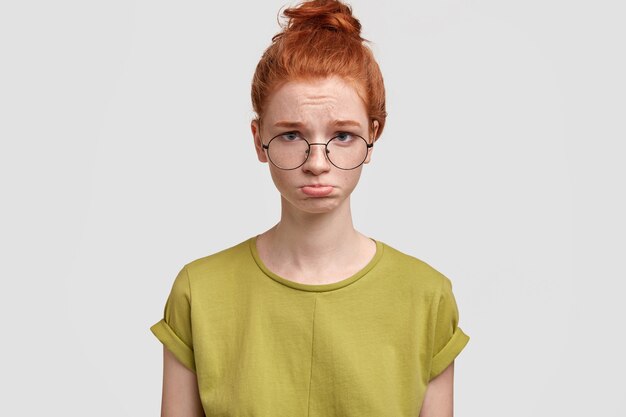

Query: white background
1;0;624;415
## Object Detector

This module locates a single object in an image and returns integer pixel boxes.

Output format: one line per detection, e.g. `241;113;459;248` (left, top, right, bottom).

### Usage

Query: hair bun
280;0;362;39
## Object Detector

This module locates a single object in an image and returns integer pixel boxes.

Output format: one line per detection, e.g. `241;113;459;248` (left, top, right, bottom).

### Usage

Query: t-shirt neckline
248;234;385;292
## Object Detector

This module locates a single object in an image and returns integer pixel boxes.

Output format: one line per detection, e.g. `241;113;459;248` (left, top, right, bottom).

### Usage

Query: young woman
150;1;470;416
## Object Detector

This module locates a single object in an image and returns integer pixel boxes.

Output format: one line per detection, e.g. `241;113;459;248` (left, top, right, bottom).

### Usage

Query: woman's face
251;75;379;214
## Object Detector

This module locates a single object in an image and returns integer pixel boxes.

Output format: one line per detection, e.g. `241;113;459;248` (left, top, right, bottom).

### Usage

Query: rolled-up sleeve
429;276;470;381
150;265;196;373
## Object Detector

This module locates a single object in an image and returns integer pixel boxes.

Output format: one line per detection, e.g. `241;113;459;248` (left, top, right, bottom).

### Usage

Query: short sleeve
429;276;470;381
150;265;196;373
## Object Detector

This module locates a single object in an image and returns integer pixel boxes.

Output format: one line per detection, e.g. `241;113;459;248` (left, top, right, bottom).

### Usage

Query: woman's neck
258;195;369;274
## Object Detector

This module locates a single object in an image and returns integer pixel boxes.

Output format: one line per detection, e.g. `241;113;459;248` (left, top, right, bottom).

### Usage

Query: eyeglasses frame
261;132;374;170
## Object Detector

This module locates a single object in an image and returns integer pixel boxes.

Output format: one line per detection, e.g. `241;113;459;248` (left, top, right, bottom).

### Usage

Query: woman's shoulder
180;236;254;280
377;239;451;294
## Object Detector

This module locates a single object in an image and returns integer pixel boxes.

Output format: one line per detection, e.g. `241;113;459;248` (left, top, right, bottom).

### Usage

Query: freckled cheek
337;171;362;190
268;169;296;193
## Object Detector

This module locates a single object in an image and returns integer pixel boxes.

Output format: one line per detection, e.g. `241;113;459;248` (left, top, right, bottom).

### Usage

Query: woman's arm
419;361;455;417
160;346;205;417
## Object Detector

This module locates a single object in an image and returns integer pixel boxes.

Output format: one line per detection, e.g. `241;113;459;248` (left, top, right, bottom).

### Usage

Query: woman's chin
282;195;344;214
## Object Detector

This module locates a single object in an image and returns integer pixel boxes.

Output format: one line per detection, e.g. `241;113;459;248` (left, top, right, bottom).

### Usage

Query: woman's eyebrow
273;121;304;128
332;119;362;128
273;119;362;128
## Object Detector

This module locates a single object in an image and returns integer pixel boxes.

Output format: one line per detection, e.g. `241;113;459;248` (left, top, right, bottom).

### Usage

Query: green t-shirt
150;235;470;416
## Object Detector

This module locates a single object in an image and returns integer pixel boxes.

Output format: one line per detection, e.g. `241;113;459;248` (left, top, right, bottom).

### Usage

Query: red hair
251;0;387;140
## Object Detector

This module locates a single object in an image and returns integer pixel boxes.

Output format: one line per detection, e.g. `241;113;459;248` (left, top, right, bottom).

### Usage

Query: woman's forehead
272;75;359;99
264;77;368;125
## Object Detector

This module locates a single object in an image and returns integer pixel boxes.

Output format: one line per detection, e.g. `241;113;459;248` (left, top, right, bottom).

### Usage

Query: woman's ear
371;120;380;142
251;119;268;163
364;120;379;164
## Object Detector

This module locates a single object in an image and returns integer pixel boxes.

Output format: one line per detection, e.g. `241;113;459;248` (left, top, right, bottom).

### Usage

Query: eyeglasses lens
267;136;368;170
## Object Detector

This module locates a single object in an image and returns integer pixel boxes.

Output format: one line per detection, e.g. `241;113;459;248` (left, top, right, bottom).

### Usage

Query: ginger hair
251;0;387;140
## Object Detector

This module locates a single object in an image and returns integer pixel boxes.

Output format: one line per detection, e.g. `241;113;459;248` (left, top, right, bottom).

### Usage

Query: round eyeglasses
262;132;373;170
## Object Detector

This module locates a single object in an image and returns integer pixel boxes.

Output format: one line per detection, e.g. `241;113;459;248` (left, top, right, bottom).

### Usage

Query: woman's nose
302;143;331;173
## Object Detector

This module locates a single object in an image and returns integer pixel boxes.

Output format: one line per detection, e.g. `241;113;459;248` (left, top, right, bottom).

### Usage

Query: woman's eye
335;132;354;142
281;132;300;141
